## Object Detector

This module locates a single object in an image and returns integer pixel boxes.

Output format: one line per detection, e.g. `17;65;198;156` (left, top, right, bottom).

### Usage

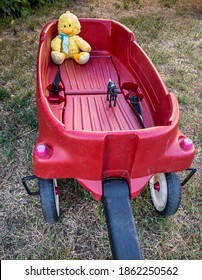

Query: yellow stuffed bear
51;11;91;65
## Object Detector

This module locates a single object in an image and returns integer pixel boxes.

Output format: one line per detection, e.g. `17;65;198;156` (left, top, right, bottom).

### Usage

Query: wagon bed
35;18;195;201
62;54;144;131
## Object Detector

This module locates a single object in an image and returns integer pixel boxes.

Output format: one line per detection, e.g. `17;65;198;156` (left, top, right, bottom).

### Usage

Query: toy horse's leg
107;90;109;101
109;95;112;107
114;96;117;107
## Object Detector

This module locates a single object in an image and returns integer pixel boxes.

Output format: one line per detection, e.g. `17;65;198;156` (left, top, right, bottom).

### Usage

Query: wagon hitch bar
181;167;197;187
102;179;142;260
22;175;40;196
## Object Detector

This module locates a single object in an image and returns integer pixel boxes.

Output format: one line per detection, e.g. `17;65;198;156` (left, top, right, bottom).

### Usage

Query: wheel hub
55;186;60;196
154;182;160;192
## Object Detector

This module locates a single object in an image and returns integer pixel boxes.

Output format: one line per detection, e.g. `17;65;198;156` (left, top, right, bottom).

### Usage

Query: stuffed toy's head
51;11;91;65
58;11;81;36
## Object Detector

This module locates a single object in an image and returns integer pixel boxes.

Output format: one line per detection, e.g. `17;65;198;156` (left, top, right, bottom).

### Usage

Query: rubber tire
39;179;59;223
149;172;181;216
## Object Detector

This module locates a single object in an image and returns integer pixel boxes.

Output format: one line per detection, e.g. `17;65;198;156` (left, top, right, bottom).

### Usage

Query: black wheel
39;178;60;223
149;172;181;216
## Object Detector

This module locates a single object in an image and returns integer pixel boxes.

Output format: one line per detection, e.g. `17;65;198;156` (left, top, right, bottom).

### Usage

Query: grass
122;0;140;10
121;14;165;44
159;0;179;8
0;0;201;260
0;92;37;159
0;89;10;101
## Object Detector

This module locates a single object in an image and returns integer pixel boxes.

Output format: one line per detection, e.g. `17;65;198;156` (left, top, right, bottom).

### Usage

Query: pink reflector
35;144;48;157
180;138;193;150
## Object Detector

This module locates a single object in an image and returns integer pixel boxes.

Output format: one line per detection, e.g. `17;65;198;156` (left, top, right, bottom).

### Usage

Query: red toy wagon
22;17;196;259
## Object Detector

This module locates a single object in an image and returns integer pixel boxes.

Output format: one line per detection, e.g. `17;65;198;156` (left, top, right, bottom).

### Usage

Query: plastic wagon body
34;18;195;201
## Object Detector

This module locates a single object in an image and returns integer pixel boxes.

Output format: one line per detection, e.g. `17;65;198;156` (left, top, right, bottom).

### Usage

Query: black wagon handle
181;168;197;187
22;175;40;196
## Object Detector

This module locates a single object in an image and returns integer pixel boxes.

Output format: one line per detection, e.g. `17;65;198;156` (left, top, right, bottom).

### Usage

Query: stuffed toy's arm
75;36;91;52
51;36;62;52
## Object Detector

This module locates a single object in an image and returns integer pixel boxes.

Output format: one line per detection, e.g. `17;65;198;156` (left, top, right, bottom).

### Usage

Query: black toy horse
106;79;119;107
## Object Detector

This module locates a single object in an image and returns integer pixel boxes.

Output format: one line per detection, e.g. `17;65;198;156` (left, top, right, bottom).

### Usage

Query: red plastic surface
34;19;195;200
60;55;119;94
64;94;142;131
